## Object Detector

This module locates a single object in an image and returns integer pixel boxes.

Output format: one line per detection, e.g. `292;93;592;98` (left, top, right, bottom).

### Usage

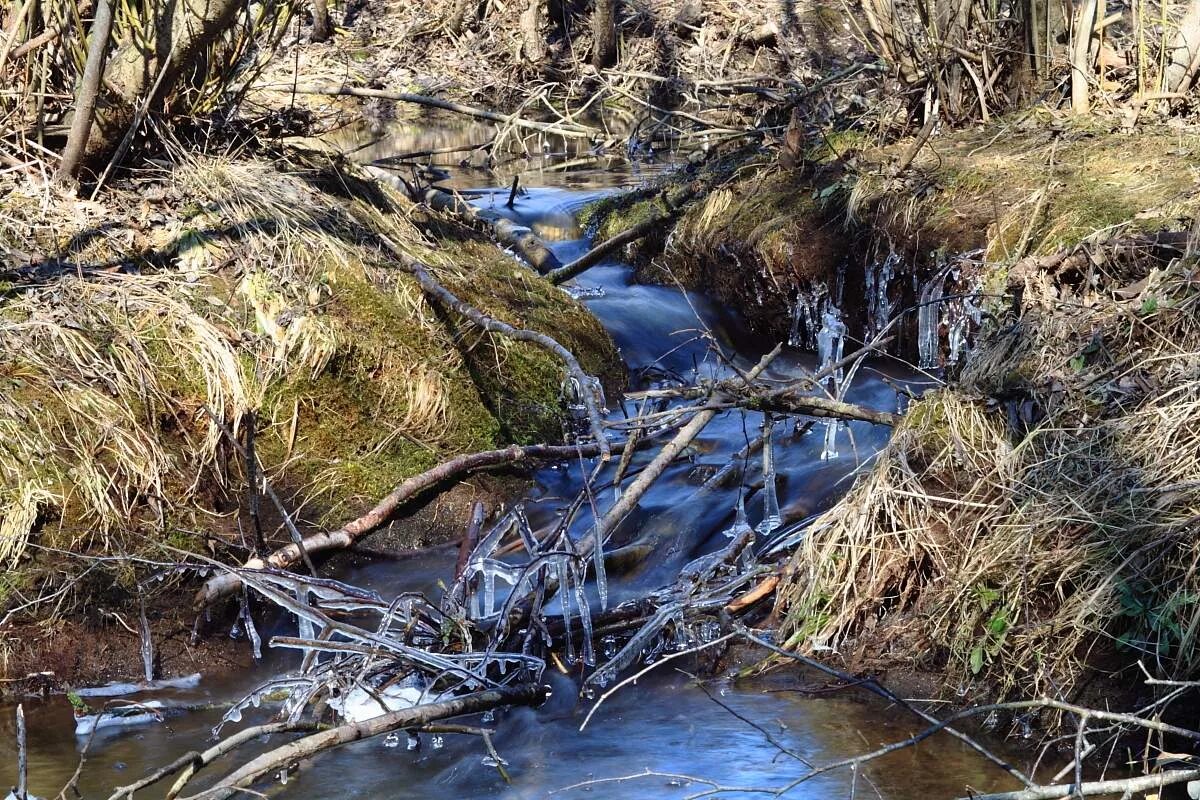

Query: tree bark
54;0;113;186
592;0;618;68
311;0;332;42
1166;0;1200;91
519;0;546;63
86;0;243;161
1070;0;1097;112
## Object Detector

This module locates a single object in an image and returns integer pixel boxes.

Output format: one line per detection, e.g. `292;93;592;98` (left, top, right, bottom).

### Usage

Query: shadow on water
0;121;1023;800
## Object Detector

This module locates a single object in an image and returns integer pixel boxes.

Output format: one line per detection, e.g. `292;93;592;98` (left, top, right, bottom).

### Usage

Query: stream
1;121;1022;799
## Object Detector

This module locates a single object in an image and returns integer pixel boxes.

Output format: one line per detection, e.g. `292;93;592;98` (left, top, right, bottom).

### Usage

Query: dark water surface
0;120;1024;800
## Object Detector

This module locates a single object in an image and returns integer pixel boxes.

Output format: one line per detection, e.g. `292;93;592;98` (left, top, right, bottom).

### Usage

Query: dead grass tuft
779;251;1200;699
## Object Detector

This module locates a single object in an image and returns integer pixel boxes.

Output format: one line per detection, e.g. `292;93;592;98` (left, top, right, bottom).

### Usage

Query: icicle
295;586;315;642
514;505;540;556
756;415;781;534
240;591;262;660
138;596;154;683
866;252;898;336
555;556;575;663
816;304;847;388
593;515;608;611
820;420;840;461
572;562;595;666
918;264;949;369
482;568;496;618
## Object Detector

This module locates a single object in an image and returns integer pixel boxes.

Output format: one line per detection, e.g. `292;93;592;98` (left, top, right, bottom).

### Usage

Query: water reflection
323;113;679;192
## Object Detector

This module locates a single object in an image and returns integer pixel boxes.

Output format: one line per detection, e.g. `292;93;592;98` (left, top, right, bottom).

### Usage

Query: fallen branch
961;770;1200;800
285;83;600;138
176;685;547;800
747;392;900;426
194;441;629;606
725;574;779;613
546;212;673;284
577;345;781;558
102;720;321;800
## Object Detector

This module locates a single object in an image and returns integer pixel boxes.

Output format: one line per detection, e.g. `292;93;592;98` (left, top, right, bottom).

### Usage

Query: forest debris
398;255;609;457
286;83;600;138
725;574;780;613
176;686;546;800
547;211;677;284
194;442;630;606
362;166;564;273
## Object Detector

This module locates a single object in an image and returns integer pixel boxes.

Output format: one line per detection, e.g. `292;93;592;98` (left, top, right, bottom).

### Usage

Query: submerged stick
103;721;322;800
738;625;1034;787
177;686;547;800
16;704;27;800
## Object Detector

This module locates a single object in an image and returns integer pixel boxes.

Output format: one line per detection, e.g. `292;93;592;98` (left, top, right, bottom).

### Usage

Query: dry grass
852;118;1200;260
778;250;1200;699
0;151;618;576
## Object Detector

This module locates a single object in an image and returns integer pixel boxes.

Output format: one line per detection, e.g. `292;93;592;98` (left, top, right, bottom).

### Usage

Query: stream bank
0;152;622;693
585;114;1200;720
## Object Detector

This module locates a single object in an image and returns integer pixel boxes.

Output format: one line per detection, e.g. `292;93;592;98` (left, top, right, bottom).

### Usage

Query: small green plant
1116;580;1196;657
969;585;1012;675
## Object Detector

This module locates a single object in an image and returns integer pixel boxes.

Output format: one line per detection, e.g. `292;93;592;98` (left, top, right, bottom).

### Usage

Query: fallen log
175;685;547;800
362;166;563;273
194;441;630;607
416;185;563;273
546;213;670;284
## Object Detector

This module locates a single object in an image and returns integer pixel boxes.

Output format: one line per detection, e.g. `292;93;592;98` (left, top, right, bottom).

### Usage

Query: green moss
437;240;623;443
580;193;668;241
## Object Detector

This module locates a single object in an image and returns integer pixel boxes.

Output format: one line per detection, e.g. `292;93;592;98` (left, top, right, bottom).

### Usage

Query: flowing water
0;121;1025;799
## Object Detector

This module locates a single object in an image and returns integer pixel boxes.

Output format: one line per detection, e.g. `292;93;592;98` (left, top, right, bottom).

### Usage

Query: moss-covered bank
0;154;621;689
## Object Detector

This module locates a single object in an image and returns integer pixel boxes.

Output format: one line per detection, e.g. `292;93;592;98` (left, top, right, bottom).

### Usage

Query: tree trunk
54;0;113;186
85;0;243;162
1070;0;1097;112
519;0;546;63
592;0;617;68
1166;0;1200;91
311;0;332;42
